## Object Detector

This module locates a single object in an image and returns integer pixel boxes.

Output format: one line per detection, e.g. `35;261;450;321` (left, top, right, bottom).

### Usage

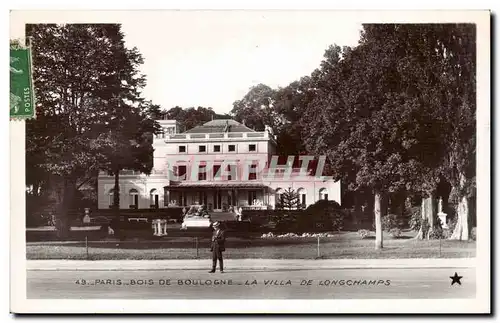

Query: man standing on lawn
209;221;225;273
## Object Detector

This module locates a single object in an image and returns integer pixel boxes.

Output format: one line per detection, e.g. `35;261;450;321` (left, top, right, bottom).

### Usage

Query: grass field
26;231;476;260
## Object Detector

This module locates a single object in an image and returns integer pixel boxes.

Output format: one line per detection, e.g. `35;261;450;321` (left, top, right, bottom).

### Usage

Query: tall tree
231;84;282;132
361;24;476;240
26;24;154;237
273;76;317;155
303;30;440;248
280;188;302;210
96;102;161;213
303;24;476;245
164;106;230;132
429;25;476;240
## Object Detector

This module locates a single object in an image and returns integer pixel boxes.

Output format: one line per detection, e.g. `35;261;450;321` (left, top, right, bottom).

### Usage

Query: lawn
26;231;476;260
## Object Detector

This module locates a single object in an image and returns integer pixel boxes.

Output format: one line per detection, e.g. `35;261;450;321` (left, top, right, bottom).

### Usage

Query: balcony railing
99;169;166;177
164;131;271;141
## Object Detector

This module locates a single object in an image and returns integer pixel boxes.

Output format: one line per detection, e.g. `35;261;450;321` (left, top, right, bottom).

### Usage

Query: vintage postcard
10;10;490;314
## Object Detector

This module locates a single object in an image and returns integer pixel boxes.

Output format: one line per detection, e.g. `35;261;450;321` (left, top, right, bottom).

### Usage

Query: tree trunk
450;196;469;240
415;202;424;239
415;193;435;239
450;173;470;240
374;192;383;249
415;197;427;240
113;170;120;216
426;192;436;239
353;192;362;228
55;177;76;239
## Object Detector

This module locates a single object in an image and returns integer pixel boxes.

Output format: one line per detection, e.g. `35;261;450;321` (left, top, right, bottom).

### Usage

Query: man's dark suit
210;227;225;272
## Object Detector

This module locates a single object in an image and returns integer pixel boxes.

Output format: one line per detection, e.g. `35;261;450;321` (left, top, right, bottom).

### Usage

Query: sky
120;11;363;114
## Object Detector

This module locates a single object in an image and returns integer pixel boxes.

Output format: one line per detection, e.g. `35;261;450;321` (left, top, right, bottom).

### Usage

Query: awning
166;182;268;189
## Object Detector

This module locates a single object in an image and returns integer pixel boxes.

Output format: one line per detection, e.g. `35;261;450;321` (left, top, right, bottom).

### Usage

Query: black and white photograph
9;9;490;314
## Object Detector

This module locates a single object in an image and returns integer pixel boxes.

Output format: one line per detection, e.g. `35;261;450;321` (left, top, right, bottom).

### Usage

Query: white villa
97;118;341;211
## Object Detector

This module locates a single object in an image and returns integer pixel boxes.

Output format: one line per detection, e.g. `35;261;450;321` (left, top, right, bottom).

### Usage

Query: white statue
83;208;91;224
437;197;448;229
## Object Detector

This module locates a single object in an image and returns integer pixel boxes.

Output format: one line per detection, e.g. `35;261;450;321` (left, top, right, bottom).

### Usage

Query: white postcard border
9;9;490;314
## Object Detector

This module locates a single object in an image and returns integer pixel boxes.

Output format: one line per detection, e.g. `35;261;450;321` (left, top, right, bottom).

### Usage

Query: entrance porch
164;183;271;212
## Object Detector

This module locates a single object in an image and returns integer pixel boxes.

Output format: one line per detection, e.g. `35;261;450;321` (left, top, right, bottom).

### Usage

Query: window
108;189;116;208
297;188;306;206
248;164;257;180
249;144;256;152
248;190;257;206
199;145;206;153
198;165;207;181
227;165;235;181
179;145;186;153
150;189;159;208
213;145;221;152
319;188;328;201
129;189;139;209
213;164;221;179
176;165;187;180
228;144;236;152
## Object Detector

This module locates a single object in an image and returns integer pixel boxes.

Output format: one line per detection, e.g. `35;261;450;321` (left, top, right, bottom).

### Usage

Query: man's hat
212;221;220;227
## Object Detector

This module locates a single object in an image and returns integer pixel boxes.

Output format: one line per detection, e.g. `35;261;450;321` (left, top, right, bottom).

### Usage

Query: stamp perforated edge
10;37;36;121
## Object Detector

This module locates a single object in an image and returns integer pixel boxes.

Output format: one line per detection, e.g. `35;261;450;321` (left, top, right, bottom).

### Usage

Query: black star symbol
450;272;463;285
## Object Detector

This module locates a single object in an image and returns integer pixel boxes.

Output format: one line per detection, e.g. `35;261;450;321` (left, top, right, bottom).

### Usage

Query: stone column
262;188;265;207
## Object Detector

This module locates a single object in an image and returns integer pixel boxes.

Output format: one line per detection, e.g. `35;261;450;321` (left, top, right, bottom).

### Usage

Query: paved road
27;267;475;299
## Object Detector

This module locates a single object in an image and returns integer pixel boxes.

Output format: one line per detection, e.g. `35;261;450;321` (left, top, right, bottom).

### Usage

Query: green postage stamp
10;46;35;119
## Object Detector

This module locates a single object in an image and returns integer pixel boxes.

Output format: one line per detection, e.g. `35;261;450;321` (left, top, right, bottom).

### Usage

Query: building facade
97;118;341;211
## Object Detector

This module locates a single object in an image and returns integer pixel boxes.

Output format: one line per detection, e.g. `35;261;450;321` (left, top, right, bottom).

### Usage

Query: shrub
382;214;402;231
408;206;422;231
357;229;370;239
428;227;445;239
304;200;344;232
274;213;299;233
447;215;458;233
471;227;476;241
389;228;402;239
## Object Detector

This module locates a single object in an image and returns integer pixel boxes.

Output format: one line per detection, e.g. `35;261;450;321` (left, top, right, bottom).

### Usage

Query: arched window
275;188;283;207
129;189;139;209
108;188;116;208
150;189;159;208
297;188;306;206
319;188;328;201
